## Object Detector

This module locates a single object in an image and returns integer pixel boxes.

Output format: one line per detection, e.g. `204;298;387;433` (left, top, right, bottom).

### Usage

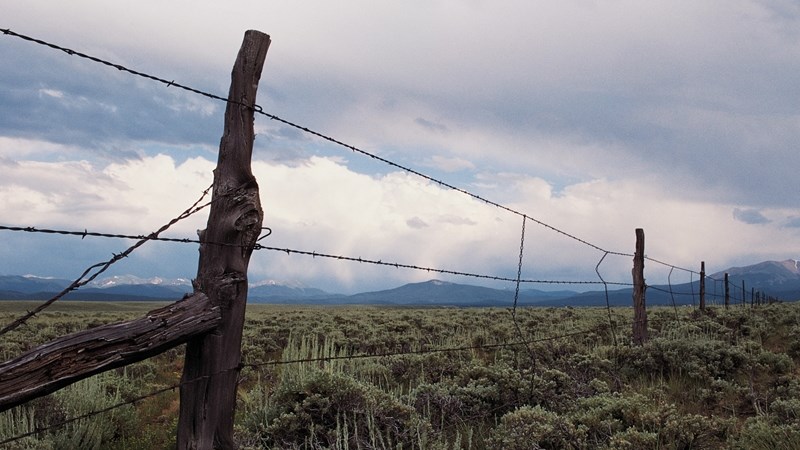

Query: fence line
0;27;773;295
0;25;786;447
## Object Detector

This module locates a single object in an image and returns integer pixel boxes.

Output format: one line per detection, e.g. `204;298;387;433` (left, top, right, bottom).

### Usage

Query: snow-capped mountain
89;275;192;289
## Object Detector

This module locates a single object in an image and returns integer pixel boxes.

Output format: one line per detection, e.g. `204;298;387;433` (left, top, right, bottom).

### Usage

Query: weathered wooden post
177;30;270;450
632;228;648;345
699;261;706;311
742;280;746;306
724;273;730;309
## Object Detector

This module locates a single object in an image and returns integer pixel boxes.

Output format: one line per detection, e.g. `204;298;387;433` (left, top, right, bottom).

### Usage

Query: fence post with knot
177;30;270;450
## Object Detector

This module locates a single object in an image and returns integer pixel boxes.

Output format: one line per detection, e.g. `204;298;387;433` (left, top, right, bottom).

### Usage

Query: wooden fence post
699;261;706;311
724;273;730;309
177;30;270;450
632;228;648;345
742;280;746;306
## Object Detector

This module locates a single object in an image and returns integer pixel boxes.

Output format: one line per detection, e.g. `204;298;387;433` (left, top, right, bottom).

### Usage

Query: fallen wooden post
0;293;219;412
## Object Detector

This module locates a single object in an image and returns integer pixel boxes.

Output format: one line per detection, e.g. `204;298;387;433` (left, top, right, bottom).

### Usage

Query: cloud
421;155;475;173
406;217;428;229
414;117;448;133
3;2;800;292
733;208;771;225
0;33;223;154
785;216;800;228
1;149;799;293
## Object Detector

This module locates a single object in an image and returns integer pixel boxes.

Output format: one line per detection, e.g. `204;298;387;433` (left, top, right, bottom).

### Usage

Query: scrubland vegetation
1;301;799;449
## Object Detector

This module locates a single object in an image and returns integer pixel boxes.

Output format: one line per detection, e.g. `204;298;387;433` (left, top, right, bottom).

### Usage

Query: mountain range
1;260;798;307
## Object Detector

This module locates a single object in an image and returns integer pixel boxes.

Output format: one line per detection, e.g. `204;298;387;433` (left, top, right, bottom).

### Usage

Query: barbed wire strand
0;27;638;260
0;222;775;304
0;363;239;447
0;383;179;446
244;317;650;370
644;256;697;276
0;185;212;336
0;224;633;288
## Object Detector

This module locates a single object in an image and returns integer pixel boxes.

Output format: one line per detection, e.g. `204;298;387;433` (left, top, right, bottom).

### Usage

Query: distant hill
1;259;798;305
711;260;800;299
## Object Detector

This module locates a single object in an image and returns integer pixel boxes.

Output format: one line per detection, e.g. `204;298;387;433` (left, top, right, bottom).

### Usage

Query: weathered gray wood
177;30;269;450
0;293;219;412
632;228;648;345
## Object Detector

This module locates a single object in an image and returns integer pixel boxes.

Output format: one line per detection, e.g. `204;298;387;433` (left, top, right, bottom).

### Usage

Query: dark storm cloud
733;208;771;225
0;40;223;156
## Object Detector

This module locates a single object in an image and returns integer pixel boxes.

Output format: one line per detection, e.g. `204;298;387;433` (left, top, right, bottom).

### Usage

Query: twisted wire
0;185;212;336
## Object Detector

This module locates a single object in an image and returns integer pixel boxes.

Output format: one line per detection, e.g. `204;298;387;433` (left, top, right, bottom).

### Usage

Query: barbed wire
0;220;772;305
0;28;251;113
0;223;632;287
1;27;779;303
0;383;178;446
0;25;782;448
0;27;637;260
0;293;765;447
0;185;212;336
245;317;647;370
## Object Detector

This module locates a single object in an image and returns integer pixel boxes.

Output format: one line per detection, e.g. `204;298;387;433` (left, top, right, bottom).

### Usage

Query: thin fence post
699;261;706;311
751;287;755;308
632;228;648;345
178;30;270;450
742;280;746;307
724;273;730;309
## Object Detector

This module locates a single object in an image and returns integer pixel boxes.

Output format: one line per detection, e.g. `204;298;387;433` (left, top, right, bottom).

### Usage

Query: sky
1;1;799;294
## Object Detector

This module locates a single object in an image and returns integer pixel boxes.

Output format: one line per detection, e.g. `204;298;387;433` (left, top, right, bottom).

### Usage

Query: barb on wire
0;185;212;336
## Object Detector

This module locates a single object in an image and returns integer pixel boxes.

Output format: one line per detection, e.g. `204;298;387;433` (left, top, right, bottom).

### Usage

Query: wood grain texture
177;30;269;450
0;293;219;412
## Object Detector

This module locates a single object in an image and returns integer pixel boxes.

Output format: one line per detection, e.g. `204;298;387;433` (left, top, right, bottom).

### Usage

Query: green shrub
250;369;427;449
731;417;800;450
486;405;583;450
